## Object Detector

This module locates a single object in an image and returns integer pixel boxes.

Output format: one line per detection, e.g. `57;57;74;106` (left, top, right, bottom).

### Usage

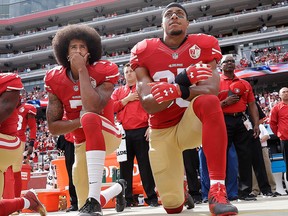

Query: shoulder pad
44;66;65;93
25;103;37;114
188;34;222;63
130;39;158;70
192;34;218;49
0;73;23;93
91;60;119;84
131;39;148;56
44;66;64;83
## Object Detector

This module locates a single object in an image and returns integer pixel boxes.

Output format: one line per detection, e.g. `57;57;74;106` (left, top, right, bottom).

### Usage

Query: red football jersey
17;103;37;142
0;73;23;135
44;60;119;144
218;74;255;113
130;34;222;128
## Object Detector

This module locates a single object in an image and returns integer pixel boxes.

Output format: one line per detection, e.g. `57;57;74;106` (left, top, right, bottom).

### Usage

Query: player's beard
170;29;183;36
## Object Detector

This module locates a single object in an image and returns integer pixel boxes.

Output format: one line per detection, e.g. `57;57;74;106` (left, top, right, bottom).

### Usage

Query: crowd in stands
1;0;288;75
256;91;282;124
237;49;288;69
6;48;288;76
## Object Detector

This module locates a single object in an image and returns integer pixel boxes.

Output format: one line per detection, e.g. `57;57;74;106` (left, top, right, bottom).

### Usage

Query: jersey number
152;69;189;108
17;115;23;131
69;99;82;109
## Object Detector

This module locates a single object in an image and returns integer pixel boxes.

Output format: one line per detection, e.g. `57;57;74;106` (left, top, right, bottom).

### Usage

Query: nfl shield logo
172;53;178;59
189;44;201;60
73;85;79;91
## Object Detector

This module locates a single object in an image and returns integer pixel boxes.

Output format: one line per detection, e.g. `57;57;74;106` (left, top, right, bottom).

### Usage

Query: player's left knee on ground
161;194;184;214
164;204;183;214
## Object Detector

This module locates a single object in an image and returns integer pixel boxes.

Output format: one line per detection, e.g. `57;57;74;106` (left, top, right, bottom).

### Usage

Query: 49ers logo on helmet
189;44;201;59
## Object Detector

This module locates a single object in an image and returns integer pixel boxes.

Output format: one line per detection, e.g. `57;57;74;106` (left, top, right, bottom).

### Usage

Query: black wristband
179;85;190;99
175;69;191;87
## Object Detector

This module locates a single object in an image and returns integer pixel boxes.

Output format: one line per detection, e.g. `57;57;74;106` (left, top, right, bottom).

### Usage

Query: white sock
101;182;122;204
210;180;225;186
86;150;106;202
23;197;30;209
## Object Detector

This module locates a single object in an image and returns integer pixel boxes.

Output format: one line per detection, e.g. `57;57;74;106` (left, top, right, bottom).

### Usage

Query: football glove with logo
148;82;182;104
175;64;213;87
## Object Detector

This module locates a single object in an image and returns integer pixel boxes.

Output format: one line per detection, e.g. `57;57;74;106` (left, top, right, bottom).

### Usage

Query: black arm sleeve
175;69;191;87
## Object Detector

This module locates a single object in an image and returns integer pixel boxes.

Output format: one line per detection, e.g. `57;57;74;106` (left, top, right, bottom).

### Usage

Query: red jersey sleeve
111;87;125;113
26;104;37;116
0;73;23;93
27;117;37;140
130;39;150;71
269;105;279;135
64;133;74;143
189;34;222;63
26;104;37;140
242;80;255;103
89;60;119;85
44;66;64;94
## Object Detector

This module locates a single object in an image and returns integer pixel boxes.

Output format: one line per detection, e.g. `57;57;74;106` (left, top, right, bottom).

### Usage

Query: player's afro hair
52;24;102;68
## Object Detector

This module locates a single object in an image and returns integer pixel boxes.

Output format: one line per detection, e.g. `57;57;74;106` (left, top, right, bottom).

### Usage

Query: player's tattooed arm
46;92;81;135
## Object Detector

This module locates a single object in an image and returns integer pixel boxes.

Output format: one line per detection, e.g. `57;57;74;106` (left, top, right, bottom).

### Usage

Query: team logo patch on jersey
90;77;97;89
189;44;201;60
234;88;241;94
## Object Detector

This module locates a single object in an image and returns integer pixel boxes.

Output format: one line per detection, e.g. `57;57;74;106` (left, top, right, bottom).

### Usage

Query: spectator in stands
111;63;158;207
269;87;288;180
44;151;55;163
30;152;37;171
44;24;126;215
218;54;260;201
